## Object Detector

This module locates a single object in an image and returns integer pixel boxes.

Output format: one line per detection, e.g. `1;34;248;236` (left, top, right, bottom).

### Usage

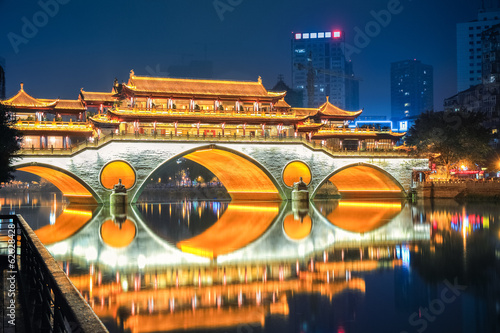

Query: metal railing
17;132;412;158
0;215;108;333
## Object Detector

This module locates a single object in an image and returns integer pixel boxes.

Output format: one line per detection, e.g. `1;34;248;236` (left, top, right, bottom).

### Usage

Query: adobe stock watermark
7;0;71;54
213;0;243;22
145;64;169;77
5;221;17;331
345;0;412;60
400;278;467;333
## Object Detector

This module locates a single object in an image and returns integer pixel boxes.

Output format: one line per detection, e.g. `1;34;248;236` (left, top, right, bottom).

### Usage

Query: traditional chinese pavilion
1;71;405;151
1;84;92;149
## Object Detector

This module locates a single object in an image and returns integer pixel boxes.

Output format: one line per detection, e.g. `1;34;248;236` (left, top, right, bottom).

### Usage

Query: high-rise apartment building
291;30;359;110
457;8;500;92
391;60;433;121
0;57;5;100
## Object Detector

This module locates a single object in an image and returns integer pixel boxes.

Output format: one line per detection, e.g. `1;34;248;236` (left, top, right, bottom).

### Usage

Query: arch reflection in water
28;198;433;333
177;202;280;258
100;219;137;248
315;199;404;233
35;205;95;245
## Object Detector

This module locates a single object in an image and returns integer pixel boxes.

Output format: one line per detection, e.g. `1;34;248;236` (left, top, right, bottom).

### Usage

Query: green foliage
405;111;492;171
0;105;22;184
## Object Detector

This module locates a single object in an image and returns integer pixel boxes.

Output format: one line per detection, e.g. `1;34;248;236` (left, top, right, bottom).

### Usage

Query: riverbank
416;180;500;201
138;186;231;202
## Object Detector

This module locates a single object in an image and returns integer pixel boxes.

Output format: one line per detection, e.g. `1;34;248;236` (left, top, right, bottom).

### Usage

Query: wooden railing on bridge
17;132;412;158
0;215;108;333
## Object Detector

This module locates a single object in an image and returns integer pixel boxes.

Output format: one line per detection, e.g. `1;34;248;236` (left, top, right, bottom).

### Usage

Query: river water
1;191;499;333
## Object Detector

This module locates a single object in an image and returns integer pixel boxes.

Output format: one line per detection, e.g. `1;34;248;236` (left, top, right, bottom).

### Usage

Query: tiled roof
125;71;285;98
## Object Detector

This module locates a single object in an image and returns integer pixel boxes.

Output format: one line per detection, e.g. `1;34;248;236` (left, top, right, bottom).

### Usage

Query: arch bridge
13;138;428;204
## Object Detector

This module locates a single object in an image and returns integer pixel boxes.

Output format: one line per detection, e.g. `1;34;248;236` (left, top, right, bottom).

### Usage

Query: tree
0;104;21;184
405;111;492;176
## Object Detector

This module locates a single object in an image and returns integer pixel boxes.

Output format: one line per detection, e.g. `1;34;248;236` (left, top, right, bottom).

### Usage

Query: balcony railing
13;120;93;132
0;215;108;332
17;132;413;158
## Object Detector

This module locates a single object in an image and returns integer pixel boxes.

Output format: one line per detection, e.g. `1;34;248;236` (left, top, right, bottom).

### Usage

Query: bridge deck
17;132;412;158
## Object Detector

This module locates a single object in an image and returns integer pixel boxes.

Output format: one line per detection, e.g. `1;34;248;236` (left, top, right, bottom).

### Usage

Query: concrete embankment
416;180;500;201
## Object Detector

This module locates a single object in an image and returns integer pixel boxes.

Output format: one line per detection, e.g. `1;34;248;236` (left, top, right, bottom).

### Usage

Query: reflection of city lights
85;247;98;261
50;243;68;255
121;280;128;292
138;254;147;269
100;251;117;267
118;255;128;266
401;246;410;268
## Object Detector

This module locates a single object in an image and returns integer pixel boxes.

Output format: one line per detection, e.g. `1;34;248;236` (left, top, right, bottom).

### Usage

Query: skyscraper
291;30;359;110
390;60;433;121
0;57;5;100
457;7;500;92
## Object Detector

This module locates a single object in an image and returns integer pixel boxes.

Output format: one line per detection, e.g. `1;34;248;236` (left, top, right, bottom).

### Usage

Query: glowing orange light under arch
184;149;280;201
282;161;312;187
328;165;404;198
100;219;137;248
17;166;96;204
100;161;136;190
283;214;312;240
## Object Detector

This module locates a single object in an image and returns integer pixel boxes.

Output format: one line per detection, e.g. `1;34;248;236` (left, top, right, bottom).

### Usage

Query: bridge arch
132;145;284;202
312;163;406;199
14;163;100;204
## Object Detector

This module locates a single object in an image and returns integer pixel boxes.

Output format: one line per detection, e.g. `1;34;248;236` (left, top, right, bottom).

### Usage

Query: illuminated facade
0;57;5;100
1;70;404;152
1;83;90;149
457;8;500;91
291;30;359;110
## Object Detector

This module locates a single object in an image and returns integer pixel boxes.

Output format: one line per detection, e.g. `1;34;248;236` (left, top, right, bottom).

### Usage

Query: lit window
311;33;317;38
333;31;341;38
318;32;325;38
325;32;332;38
303;33;309;39
295;33;302;39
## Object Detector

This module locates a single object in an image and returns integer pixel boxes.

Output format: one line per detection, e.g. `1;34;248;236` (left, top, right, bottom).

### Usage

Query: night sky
0;0;486;117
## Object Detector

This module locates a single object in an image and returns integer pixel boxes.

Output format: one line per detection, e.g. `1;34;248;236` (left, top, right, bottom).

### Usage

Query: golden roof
318;97;363;118
79;90;117;103
1;83;57;108
274;98;291;108
293;108;319;117
39;99;86;111
125;71;286;99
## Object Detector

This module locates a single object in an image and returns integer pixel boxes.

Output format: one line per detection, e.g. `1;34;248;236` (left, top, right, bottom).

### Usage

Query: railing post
51;145;54;154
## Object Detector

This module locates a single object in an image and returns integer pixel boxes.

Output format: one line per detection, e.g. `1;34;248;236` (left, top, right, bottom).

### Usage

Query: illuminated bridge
14;135;428;204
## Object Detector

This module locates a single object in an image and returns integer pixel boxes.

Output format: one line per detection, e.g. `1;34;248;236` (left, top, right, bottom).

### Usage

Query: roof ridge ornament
326;96;329;102
20;82;24;91
130;69;135;77
258;76;262;84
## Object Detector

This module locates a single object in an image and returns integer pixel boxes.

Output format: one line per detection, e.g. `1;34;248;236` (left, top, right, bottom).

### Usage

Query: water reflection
314;199;404;233
2;192;499;333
